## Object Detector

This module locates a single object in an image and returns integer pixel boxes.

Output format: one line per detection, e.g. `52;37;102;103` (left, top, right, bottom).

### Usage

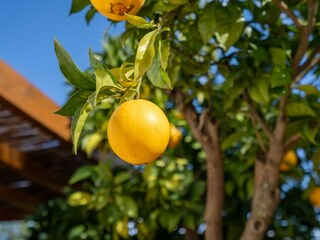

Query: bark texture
182;103;224;240
240;1;319;238
240;140;283;240
183;228;199;240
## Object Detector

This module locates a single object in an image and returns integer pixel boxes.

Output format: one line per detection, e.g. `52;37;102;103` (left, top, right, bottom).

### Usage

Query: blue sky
0;0;123;105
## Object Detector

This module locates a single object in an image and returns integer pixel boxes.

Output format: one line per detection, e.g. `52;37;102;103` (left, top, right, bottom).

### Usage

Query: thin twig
293;57;320;86
243;92;272;140
171;44;204;68
292;0;318;75
272;0;304;28
249;114;267;153
293;46;320;85
284;133;301;151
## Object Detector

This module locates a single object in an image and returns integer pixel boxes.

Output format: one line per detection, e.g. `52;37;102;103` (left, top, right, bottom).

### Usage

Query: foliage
28;0;320;239
27;159;204;240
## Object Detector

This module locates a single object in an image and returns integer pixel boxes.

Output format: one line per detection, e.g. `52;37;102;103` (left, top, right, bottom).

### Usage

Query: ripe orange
309;187;320;208
90;0;145;21
107;99;170;165
279;150;298;172
167;123;182;149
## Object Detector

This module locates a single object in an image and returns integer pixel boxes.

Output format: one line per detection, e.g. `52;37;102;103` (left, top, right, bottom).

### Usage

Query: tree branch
250;115;267;153
176;90;224;240
292;0;319;75
293;46;320;85
272;0;304;28
285;133;301;151
274;96;287;141
243;92;272;140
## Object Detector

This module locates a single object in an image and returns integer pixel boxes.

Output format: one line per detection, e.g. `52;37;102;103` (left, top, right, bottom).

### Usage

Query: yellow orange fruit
107;99;170;165
167;123;182;149
309;187;320;208
279;150;298;172
90;0;145;21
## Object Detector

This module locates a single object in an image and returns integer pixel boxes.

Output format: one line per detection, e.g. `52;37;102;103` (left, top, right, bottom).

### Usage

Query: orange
107;99;170;165
309;187;320;208
167;123;182;149
90;0;145;21
279;150;298;172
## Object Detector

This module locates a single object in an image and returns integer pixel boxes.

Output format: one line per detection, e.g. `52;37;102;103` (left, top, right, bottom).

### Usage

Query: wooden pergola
0;60;90;220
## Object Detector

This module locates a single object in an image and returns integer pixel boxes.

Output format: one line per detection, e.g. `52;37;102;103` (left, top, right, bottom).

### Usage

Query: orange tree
28;0;320;240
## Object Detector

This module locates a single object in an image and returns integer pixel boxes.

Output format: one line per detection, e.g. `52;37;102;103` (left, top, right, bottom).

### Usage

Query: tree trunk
240;136;284;240
181;103;224;240
183;228;199;240
203;125;224;240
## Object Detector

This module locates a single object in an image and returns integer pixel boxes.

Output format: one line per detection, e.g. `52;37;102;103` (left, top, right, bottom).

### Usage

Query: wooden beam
0;183;39;213
0;209;30;220
0;60;71;142
0;209;28;220
0;141;65;193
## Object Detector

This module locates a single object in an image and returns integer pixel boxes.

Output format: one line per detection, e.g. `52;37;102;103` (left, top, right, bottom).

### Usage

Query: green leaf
97;162;113;183
160;39;170;70
184;213;196;230
249;77;269;105
68;191;92;206
115;218;129;239
271;66;291;87
93;188;110;211
246;177;254;198
225;181;235;196
152;1;178;13
89;48;108;70
68;225;86;239
285;102;316;117
85;7;96;24
82;132;104;157
252;47;268;66
54;38;95;90
221;130;247;150
120;87;138;104
159;210;181;232
169;0;189;5
146;41;172;89
125;14;150;27
120;28;137;47
114;172;132;185
147;64;172;90
105;203;121;224
197;2;217;43
69;0;90;14
69;165;95;184
94;69;123;106
115;195;138;218
134;30;158;80
71;103;93;153
214;5;244;50
269;47;286;67
119;62;135;84
297;85;320;95
55;90;92;116
301;125;318;145
191;181;206;201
